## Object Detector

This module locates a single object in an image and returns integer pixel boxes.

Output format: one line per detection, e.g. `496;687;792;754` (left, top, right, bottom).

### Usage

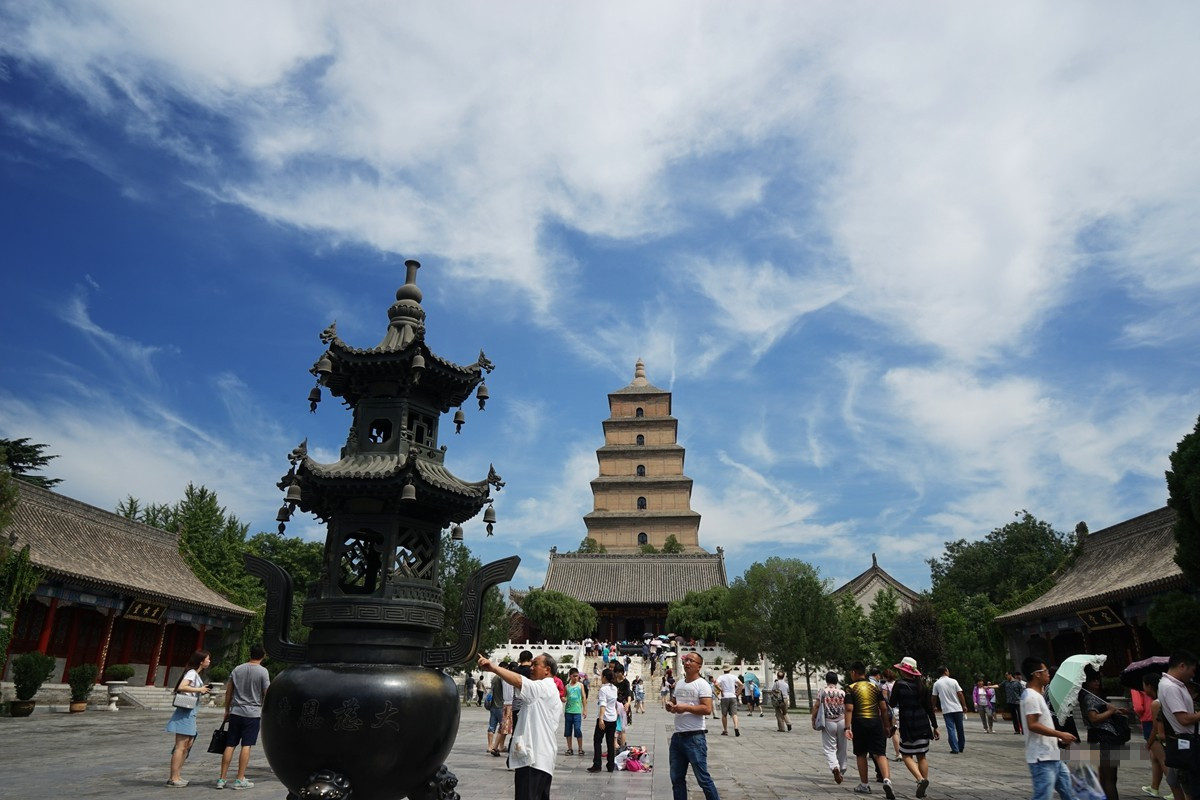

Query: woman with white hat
889;656;940;799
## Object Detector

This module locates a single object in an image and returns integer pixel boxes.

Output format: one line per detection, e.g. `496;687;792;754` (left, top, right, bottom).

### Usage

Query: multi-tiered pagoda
582;358;702;552
536;360;726;641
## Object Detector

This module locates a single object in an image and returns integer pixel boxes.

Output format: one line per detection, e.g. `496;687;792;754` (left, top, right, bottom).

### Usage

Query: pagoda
246;259;517;800
583;359;702;552
533;360;726;642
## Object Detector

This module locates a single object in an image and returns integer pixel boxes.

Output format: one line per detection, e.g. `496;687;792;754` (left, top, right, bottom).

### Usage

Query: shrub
12;651;56;701
105;663;135;682
207;663;231;684
68;663;100;702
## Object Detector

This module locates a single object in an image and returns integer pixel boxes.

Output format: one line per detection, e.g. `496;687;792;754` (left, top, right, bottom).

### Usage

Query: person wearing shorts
845;661;895;799
217;644;270;791
564;668;586;756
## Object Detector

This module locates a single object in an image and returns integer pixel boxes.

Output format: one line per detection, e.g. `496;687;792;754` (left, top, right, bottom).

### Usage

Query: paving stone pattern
0;703;1161;799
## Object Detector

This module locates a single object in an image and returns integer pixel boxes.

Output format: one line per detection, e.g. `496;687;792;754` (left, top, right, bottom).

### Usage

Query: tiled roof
542;551;727;604
9;482;251;617
302;453;489;498
996;506;1185;624
831;556;921;605
611;382;668;395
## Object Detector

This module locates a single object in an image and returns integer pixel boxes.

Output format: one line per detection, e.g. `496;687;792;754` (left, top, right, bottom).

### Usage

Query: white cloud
694;451;849;559
0;388;283;528
57;290;174;382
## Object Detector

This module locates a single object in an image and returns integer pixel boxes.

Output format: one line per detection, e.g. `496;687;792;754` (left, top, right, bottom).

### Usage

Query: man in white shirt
715;666;743;737
1158;650;1200;799
1019;656;1079;800
478;651;563;800
666;651;720;800
931;666;967;754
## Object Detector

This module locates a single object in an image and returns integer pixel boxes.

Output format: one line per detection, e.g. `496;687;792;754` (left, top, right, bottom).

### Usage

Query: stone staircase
115;684;225;711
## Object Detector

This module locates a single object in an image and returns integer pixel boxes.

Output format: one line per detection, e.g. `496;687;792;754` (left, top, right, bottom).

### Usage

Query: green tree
521;589;597;641
1148;591;1200;651
576;537;607;554
662;535;684;554
639;543;659;554
1167;414;1200;585
891;599;946;675
929;511;1072;606
833;592;871;669
866;588;900;666
0;459;17;533
939;594;1007;680
0;438;61;489
0;455;44;662
666;586;727;641
722;558;840;706
246;530;324;649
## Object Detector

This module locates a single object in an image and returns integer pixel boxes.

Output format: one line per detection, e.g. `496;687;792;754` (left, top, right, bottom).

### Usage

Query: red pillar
60;608;81;681
36;598;59;655
194;624;207;652
147;620;167;686
96;608;117;678
160;624;179;687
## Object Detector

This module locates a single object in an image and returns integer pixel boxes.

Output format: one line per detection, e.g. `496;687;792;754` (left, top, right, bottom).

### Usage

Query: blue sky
2;2;1198;596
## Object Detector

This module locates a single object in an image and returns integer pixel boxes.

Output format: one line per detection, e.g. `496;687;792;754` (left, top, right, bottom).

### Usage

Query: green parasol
1046;653;1107;718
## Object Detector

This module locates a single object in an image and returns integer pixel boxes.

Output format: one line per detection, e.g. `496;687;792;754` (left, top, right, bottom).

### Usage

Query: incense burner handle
421;555;519;668
244;553;310;663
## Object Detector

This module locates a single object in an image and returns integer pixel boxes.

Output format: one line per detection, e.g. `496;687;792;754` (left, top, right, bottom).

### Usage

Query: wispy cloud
57;289;174;382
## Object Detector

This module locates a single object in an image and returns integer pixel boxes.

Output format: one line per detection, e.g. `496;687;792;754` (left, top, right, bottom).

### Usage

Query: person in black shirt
611;661;633;746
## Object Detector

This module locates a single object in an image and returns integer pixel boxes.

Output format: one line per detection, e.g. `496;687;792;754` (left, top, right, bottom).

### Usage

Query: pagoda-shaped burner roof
300;452;490;499
311;260;493;412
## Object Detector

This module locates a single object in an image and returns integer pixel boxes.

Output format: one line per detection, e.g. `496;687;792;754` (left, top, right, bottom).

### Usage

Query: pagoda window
337;530;384;595
406;411;437;447
635;407;644;417
636;434;645;446
636;465;645;477
637;496;647;510
637;532;648;545
367;418;393;444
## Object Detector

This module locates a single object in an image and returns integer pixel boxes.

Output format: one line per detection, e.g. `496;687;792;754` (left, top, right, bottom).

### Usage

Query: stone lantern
246;260;517;800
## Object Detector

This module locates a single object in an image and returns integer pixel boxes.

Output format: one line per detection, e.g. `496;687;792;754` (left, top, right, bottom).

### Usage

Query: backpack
484;692;494;710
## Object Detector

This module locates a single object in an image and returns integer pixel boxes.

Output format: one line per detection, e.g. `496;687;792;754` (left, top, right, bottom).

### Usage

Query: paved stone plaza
0;702;1162;798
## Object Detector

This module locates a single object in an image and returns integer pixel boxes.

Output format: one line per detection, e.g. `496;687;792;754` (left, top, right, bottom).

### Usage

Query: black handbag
207;721;229;755
1165;724;1200;771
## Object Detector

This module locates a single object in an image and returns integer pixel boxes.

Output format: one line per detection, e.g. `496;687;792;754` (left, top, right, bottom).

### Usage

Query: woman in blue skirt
165;650;212;788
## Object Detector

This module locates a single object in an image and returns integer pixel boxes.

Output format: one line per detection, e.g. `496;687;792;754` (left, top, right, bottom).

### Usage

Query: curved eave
40;567;252;618
995;574;1191;625
297;455;491;502
583;510;702;522
321;339;484;408
590;475;694;487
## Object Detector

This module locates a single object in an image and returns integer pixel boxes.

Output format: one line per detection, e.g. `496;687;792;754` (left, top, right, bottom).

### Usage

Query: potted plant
9;651;56;717
104;663;135;711
67;663;100;712
105;663;135;683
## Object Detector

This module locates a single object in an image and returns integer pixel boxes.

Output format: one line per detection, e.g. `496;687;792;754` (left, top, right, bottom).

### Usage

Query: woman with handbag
891;657;939;799
812;671;847;784
1080;666;1131;800
165;650;212;788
